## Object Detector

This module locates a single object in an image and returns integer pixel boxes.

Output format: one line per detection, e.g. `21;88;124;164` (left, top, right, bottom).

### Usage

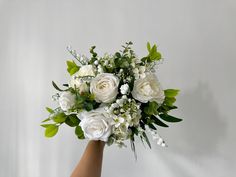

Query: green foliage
114;41;135;70
40;124;53;128
144;101;159;115
52;81;65;92
164;89;180;97
65;114;80;127
53;112;66;123
159;114;182;122
73;91;98;112
164;97;176;106
141;42;162;62
142;132;151;149
44;124;59;138
66;60;80;75
75;125;85;139
151;115;169;127
41;118;51;123
89;46;98;64
45;107;54;114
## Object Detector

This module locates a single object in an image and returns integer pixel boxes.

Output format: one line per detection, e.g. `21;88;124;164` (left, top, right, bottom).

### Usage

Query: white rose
120;84;129;95
131;73;165;104
79;107;112;142
58;91;76;111
90;73;119;103
69;73;89;93
77;65;95;77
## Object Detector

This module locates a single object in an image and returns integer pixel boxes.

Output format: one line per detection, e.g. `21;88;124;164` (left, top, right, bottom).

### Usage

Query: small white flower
139;73;146;79
69;73;89;93
97;65;104;73
90;73;120;103
77;65;95;77
114;116;125;128
122;95;127;100
94;60;99;65
139;66;146;73
104;60;108;65
131;73;165;104
79;107;113;142
58;91;76;111
133;68;139;74
111;103;119;108
120;84;129;95
116;99;124;106
131;62;135;68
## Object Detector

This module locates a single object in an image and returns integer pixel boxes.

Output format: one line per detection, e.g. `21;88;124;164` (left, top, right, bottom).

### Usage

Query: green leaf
41;124;53;128
142;132;151;149
67;60;80;76
146;43;162;61
42;118;51;123
52;81;64;92
147;123;157;130
75;126;85;139
144;101;159;115
84;102;93;111
164;89;180;97
53;112;66;123
147;42;151;52
45;125;59;137
159;114;182;122
65;114;80;127
164;97;176;106
45;107;54;114
151;115;169;127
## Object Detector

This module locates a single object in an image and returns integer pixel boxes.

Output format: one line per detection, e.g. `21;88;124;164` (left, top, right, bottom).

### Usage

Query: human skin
70;140;105;177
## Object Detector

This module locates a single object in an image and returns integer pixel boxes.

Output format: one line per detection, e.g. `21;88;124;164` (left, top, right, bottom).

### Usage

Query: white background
0;0;236;177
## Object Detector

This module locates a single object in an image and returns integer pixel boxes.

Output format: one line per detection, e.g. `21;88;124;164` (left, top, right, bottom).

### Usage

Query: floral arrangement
41;42;182;155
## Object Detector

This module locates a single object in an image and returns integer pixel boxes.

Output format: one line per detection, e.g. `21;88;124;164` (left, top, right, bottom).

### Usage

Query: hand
70;140;105;177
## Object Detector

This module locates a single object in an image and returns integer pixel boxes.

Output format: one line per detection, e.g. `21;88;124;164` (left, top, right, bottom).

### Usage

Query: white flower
94;60;99;65
97;65;104;73
58;91;76;111
90;73;119;103
131;73;165;104
69;73;89;93
114;116;125;128
79;107;113;142
120;84;129;95
139;66;146;73
77;65;95;77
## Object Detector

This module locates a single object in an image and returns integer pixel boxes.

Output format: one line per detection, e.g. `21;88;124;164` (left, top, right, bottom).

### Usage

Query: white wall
0;0;235;177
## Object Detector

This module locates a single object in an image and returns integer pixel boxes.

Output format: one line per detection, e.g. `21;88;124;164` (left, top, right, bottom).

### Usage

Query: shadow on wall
173;82;227;156
149;82;228;177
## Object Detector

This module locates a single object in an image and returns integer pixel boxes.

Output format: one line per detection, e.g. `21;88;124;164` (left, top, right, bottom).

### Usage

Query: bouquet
41;42;182;155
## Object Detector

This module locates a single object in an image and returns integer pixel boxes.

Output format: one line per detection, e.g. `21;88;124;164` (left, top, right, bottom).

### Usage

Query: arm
71;140;105;177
